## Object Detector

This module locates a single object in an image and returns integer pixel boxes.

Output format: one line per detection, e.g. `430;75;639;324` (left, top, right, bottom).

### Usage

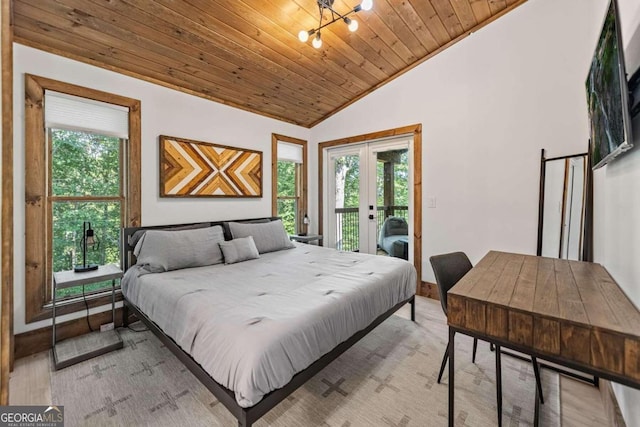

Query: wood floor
10;297;612;426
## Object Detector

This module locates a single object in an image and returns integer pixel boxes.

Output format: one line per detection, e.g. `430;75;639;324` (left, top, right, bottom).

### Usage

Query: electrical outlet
100;322;114;332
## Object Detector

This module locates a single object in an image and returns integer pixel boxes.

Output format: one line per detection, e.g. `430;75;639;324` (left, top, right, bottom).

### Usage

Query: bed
121;217;417;427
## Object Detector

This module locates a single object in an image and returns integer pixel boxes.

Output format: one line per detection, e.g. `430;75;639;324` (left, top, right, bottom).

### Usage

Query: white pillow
136;226;225;272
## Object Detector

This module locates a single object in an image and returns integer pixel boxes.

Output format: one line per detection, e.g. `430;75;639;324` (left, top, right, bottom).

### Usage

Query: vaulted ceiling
13;0;526;127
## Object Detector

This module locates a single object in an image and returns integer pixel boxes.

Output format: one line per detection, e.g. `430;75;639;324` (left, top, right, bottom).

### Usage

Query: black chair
430;252;544;424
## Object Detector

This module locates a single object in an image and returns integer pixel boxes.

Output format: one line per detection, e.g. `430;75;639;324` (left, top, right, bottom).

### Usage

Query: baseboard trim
600;379;626;427
14;308;136;360
420;281;439;300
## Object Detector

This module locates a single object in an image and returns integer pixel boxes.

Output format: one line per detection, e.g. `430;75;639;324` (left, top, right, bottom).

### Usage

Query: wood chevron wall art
159;135;263;198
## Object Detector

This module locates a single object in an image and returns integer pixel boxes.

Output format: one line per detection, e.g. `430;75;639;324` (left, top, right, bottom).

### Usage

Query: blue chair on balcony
378;216;409;259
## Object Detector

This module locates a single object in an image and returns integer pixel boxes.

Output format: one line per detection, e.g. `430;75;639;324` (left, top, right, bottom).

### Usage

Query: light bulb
312;33;322;49
361;0;373;11
298;30;309;42
348;19;359;32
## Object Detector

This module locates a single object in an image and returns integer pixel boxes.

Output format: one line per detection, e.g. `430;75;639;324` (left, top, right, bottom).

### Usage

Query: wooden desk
447;251;640;426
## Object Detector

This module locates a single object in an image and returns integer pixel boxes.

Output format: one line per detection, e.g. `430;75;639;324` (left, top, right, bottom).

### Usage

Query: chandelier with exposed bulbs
298;0;373;49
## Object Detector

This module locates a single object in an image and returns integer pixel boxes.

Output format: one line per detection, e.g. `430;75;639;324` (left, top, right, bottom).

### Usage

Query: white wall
311;0;600;282
13;44;309;334
593;0;640;424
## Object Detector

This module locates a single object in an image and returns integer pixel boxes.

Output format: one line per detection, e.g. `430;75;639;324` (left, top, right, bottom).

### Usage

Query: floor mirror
537;149;593;261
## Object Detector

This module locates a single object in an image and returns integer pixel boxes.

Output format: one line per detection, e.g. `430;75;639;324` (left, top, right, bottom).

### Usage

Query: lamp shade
348;19;359;32
361;0;373;11
298;30;309;42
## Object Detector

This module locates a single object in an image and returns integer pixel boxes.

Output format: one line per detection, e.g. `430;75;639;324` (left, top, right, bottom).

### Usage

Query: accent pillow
219;237;260;264
136;226;225;273
227;219;295;254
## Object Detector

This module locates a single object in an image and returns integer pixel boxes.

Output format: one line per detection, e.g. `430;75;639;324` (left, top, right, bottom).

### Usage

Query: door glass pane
51;129;121;197
52;201;121;299
333;154;360;251
376;149;409;257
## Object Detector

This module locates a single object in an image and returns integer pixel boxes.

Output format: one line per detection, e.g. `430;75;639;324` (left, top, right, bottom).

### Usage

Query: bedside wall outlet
100;322;114;332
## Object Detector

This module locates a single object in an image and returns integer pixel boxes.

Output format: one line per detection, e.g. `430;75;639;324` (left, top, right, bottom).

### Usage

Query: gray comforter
122;244;416;408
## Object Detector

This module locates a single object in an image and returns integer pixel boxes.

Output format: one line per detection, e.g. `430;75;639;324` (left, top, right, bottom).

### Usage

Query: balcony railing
334;205;408;252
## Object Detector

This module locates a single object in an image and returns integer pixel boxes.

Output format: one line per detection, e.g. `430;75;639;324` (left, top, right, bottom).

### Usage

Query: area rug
51;298;559;426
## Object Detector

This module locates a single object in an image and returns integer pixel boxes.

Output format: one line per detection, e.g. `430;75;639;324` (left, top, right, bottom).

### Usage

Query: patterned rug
51;298;559;426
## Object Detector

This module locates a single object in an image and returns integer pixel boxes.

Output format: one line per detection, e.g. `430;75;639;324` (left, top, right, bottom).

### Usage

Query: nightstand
290;234;323;245
52;264;124;370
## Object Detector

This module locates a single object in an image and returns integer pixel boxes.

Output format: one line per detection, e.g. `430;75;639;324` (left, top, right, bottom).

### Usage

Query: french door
325;138;411;255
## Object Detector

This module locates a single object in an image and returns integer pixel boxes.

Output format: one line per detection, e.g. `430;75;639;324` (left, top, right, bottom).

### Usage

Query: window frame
25;74;141;323
271;134;307;234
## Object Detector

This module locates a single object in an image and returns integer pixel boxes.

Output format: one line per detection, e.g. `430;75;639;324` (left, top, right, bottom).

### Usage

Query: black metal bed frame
121;217;416;427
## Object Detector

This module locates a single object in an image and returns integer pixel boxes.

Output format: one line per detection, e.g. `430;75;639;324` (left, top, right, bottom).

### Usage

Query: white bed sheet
122;243;416;408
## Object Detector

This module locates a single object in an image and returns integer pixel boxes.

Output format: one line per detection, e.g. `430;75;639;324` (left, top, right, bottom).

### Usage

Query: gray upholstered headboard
121;217;280;271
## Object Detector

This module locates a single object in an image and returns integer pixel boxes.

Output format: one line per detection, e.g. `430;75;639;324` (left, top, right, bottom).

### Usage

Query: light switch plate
427;197;437;208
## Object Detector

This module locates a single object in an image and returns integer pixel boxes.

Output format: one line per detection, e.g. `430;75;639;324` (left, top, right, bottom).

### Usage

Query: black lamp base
74;264;99;273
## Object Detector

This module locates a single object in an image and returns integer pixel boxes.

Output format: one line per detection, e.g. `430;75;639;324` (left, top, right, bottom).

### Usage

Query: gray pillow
227;220;295;254
136;226;225;273
219;237;260;264
130;222;211;256
222;218;270;239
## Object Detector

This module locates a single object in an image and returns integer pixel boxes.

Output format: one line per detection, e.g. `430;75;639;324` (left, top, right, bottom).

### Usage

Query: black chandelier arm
317;2;324;30
306;6;360;35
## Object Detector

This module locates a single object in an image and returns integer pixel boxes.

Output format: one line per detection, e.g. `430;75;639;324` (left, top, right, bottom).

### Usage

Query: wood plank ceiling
12;0;526;127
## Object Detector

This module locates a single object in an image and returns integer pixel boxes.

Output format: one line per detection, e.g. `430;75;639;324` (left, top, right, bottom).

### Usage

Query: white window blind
277;141;303;163
45;90;129;139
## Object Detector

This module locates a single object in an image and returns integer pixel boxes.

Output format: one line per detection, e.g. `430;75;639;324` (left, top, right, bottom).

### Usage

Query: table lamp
74;221;99;272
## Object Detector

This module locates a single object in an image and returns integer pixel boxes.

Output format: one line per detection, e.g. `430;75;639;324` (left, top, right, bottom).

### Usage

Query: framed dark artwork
159;135;262;198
